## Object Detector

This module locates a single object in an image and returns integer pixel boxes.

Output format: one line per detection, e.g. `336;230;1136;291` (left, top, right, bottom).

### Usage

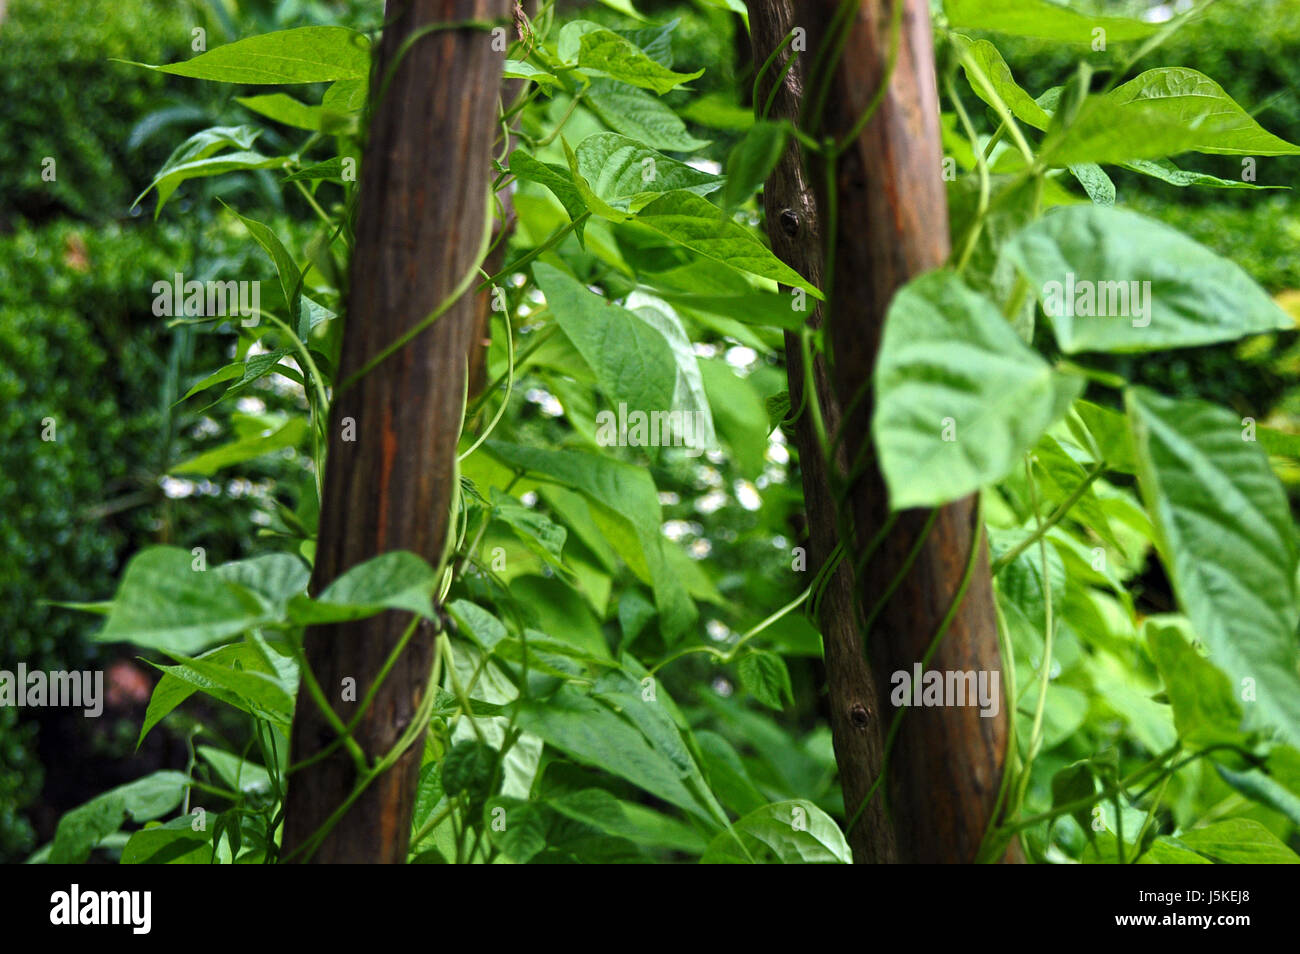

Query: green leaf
574;133;722;212
97;547;273;655
585;79;710;152
171;417;306;476
322;78;367;112
224;205;302;314
952;36;1051;129
282;157;349;183
653;289;810;332
152;653;295;727
48;772;188;864
1216;760;1300;827
237;93;322;130
700;799;851;863
872;270;1083;509
441;740;497;798
503;59;560;88
593;0;646;21
1146;619;1247;750
577;29;702;95
134;125;274;214
1172;819;1300;864
1004;205;1291;353
532;262;679;419
139;641;291;745
484;797;549;862
944;0;1159;43
507;150;588;236
633;191;822;297
288;551;439;624
1044;69;1300;166
199;746;274;797
547;788;706;853
624;291;717;451
765;390;791;433
490;489;568;568
514;685;712;822
721;120;787;212
485;441;695;639
737;651;793;710
1050;762;1095;835
1071;399;1136;474
121;816;214;865
1122;158;1284;191
1068;164;1114;206
1031;433;1119;551
127;27;370;84
1127;388;1300;745
446;600;509;652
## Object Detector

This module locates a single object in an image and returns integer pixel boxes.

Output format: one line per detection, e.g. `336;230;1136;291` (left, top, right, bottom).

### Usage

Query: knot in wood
779;208;800;237
849;703;870;729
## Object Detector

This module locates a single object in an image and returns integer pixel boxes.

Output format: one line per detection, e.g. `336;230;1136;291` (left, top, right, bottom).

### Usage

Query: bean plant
33;0;1300;864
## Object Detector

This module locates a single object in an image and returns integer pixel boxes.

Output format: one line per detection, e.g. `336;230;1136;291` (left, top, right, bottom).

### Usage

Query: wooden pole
282;0;509;863
789;0;1013;863
751;0;896;864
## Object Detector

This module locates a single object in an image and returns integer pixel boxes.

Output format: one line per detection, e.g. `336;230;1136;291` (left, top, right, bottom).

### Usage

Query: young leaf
871;270;1083;509
121;816;215;865
198;747;274;797
585;79;710;152
441;740;497;799
577;29;703;95
236;93;323;130
1122;158;1284;191
574;132;722;211
126;27;370;84
152;654;295;728
532;262;679;419
502;59;560;88
134;125;271;214
1044;68;1300;166
507;150;589;233
625;291;717;452
952;36;1051;130
514;686;714;823
288;551;439;623
224;206;302;314
490;488;568;569
171;417;307;476
484;441;696;640
700;799;851;863
96;547;273;655
632;191;823;297
1004;205;1292;353
737;650;794;710
1068;164;1114;206
48;772;189;864
1171;819;1300;864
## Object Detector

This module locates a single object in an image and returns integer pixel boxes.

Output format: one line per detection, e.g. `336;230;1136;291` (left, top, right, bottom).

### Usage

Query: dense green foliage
17;0;1300;865
0;0;189;221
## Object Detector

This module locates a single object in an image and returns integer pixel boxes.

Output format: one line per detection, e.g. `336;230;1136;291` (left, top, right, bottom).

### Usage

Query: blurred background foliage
0;0;375;859
990;0;1300;444
1;0;1298;861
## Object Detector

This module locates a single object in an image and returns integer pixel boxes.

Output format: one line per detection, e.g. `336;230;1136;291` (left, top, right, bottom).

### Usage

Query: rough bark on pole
751;0;896;864
282;0;509;863
791;0;1012;863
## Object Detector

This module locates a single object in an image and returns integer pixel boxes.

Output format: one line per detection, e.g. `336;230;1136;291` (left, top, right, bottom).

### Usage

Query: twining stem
989;462;1106;575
